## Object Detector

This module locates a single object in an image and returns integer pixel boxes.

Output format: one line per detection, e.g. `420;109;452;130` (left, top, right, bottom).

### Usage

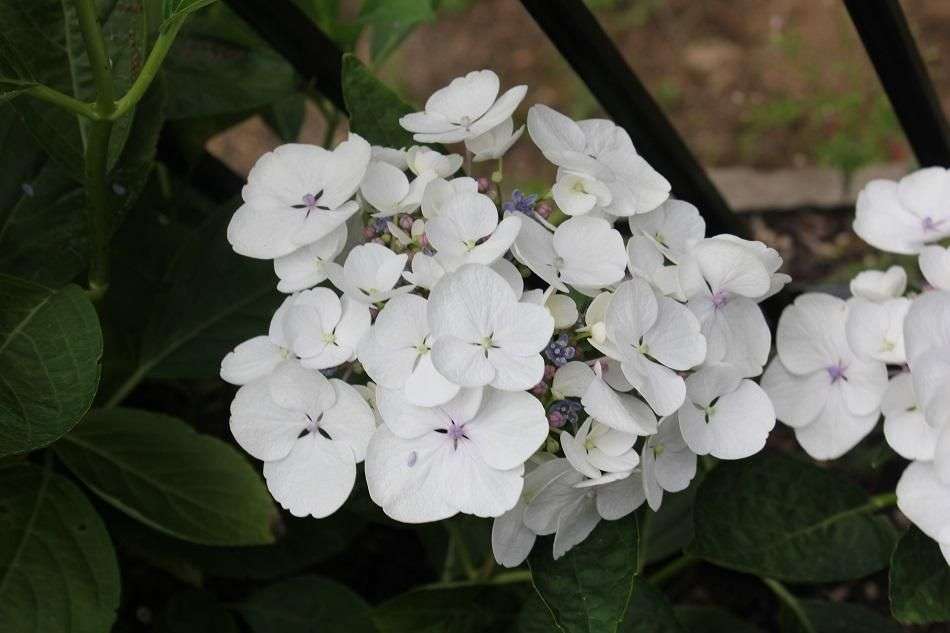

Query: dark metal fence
178;0;949;311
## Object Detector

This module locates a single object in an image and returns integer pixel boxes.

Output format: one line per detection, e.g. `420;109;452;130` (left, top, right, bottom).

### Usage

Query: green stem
425;570;532;590
762;577;816;633
647;554;696;586
72;0;115;117
83;119;114;300
445;520;478;580
23;84;98;119
73;0;116;299
868;491;898;509
111;20;184;120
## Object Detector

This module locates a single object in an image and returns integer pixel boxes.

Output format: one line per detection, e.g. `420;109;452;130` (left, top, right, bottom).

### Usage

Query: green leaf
688;451;897;582
780;600;901;633
517;593;558;633
263;93;307;142
0;0;147;174
889;526;950;624
373;585;520;633
342;53;414;148
0;277;102;456
101;191;281;397
162;0;218;29
358;0;435;24
0;104;87;285
0;463;120;633
159;590;239;633
673;606;763;633
110;506;364;580
241;575;376;633
641;471;702;565
621;580;685;633
528;513;639;633
164;5;299;119
53;407;275;545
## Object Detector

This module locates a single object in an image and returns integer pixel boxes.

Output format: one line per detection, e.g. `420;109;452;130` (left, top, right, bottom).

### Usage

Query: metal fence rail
844;0;950;167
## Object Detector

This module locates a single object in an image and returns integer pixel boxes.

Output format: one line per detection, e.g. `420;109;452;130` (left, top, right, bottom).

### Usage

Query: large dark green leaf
621;581;685;633
163;5;298;119
53;407;275;545
688;452;897;582
101;191;281;399
342;53;414;148
373;585;520;633
162;0;218;29
0;0;147;174
673;606;763;633
110;506;364;581
159;590;238;633
358;0;434;64
0;277;101;456
528;514;639;633
780;600;900;633
241;575;376;633
889;527;950;624
0;464;120;633
641;472;701;565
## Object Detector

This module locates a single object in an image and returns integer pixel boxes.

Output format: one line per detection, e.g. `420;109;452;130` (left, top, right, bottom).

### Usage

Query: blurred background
204;0;948;286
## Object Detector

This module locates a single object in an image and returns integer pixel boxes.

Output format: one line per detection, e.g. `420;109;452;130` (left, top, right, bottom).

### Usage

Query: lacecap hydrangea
766;166;950;564
220;68;787;562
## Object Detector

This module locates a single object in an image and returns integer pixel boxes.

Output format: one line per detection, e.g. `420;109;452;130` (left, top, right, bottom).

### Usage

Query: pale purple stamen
407;451;418;467
921;216;944;232
826;362;848;383
302;193;318;207
446;421;467;449
711;289;729;309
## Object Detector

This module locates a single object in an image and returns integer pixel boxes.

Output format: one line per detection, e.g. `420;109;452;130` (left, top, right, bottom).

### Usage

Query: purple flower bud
535;201;552;218
399;214;413;230
548;411;564;428
531;381;549;397
477;177;492;193
363;226;377;240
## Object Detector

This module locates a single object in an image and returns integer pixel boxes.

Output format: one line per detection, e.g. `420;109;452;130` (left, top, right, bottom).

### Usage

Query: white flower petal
263;433;356;518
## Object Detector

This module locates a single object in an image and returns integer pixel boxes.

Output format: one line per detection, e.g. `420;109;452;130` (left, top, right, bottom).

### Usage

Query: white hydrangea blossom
220;67;788;565
762;166;950;566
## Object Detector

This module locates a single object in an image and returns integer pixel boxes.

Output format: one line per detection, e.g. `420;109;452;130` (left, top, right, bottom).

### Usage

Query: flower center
292;190;330;217
711;289;729;309
922;216;944;232
826;362;848;383
441;420;468;450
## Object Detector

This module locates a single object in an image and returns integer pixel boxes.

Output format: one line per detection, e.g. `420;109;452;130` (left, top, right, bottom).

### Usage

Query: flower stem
444;520;478;580
23;84;98;119
72;0;116;299
646;554;696;586
762;577;816;633
111;20;184;120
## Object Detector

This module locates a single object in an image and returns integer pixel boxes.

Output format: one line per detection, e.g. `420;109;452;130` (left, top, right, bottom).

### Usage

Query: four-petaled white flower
513;214;627;292
273;225;347;293
552;361;657;436
641;417;697;510
897;461;950;565
681;237;778;377
274;287;371;370
561;417;640;480
359;160;422;217
527;104;670;216
849;265;907;301
357;294;460;407
920;245;950;291
424;192;522;270
853;167;950;254
428;264;554;390
551;169;612;217
326;243;412;304
604;278;707;416
762;293;888;460
228;135;371;259
400;70;527;144
421;176;479;218
903;291;950;434
677;364;775;460
465;117;524;162
366;386;548;521
230;361;376;517
881;372;937;462
845;296;910;365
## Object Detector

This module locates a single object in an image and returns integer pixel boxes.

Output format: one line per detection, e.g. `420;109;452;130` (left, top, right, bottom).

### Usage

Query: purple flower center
711;289;730;309
302;193;317;207
444;420;468;449
826;362;848;383
293;190;329;217
922;216;944;232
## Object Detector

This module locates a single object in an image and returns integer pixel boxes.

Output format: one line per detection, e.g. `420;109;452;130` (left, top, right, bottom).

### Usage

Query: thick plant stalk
72;0;116;300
